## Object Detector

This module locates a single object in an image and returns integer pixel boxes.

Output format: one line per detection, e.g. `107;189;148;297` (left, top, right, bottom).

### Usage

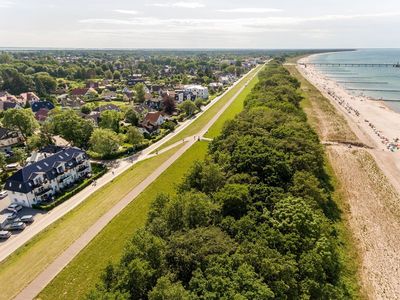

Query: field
156;65;262;151
0;145;183;300
39;141;209;299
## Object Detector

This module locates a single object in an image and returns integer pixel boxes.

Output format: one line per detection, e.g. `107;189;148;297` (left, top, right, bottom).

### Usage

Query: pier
347;88;400;93
301;62;400;68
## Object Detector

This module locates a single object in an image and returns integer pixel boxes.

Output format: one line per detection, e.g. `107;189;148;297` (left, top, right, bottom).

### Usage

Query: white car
0;191;7;199
0;231;11;239
20;215;34;223
7;203;22;212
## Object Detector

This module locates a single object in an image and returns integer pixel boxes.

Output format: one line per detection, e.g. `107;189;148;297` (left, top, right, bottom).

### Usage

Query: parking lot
0;195;45;242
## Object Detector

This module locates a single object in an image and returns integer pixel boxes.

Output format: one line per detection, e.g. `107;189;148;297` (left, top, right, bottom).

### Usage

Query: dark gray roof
94;104;121;113
0;127;17;140
5;147;87;193
31;101;55;112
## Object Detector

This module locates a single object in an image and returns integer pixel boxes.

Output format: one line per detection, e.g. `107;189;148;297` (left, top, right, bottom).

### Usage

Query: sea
309;49;400;113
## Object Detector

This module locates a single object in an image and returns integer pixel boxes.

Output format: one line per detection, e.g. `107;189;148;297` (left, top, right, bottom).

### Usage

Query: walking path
0;65;262;265
14;65;264;300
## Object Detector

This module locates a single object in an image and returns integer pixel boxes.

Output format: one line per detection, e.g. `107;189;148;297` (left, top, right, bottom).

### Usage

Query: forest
87;61;351;299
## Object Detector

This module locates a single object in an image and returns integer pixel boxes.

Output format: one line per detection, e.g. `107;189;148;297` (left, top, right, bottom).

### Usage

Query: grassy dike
204;70;260;139
156;65;263;151
0;146;184;300
39;141;209;299
285;62;363;298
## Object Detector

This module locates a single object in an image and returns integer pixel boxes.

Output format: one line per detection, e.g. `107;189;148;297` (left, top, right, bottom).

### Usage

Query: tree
0;152;6;173
0;52;13;64
27;132;53;150
2;109;39;140
214;184;250;219
81;105;92;115
104;70;113;79
0;67;33;94
13;148;27;166
126;126;143;147
134;83;146;103
33;72;57;96
179;100;197;117
124;108;139;125
113;70;121;81
194;98;203;110
89;128;121;156
148;275;189;300
166;227;235;284
163;96;176;115
50;109;94;148
99;110;122;133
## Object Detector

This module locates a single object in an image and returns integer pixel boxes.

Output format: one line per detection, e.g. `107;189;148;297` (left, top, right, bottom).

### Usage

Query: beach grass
286;64;359;143
39;141;209;300
0;145;183;300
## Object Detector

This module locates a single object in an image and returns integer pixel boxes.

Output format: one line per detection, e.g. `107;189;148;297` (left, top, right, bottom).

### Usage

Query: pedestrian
112;170;115;176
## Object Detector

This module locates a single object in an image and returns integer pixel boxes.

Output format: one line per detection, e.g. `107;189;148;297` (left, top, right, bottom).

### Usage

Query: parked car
0;190;7;199
4;222;26;231
0;231;11;239
7;203;22;212
20;215;34;224
6;213;17;221
5;163;19;171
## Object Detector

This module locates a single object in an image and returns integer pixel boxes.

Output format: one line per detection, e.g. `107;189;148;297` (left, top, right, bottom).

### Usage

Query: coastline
293;54;400;299
298;55;400;152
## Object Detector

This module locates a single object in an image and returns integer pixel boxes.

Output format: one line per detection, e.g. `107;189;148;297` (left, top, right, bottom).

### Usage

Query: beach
296;55;400;299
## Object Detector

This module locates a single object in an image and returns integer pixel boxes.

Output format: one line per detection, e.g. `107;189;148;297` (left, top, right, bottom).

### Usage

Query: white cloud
218;8;283;13
113;9;140;15
150;2;204;8
0;0;15;8
80;12;400;33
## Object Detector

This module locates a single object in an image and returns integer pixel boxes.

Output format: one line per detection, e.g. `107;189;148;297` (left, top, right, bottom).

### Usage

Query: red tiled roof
143;111;161;124
35;108;49;121
70;88;90;96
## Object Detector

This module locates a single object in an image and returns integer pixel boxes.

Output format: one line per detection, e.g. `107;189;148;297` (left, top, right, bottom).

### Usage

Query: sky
1;0;400;49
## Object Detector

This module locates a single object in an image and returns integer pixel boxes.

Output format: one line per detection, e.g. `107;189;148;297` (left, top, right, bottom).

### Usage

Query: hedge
33;163;107;211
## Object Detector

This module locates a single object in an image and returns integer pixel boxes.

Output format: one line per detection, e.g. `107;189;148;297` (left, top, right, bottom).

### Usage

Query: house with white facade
5;147;91;208
183;85;209;100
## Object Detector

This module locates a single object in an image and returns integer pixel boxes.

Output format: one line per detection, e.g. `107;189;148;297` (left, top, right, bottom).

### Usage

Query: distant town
0;50;267;231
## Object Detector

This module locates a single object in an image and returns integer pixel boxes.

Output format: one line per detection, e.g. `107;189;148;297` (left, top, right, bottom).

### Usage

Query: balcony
58;174;71;183
35;187;52;197
77;165;89;172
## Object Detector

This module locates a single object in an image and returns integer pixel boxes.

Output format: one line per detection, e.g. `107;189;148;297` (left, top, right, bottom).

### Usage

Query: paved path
14;64;264;300
0;66;261;264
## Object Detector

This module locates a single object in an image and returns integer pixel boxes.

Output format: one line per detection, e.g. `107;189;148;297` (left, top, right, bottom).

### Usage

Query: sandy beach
299;55;400;152
297;55;400;299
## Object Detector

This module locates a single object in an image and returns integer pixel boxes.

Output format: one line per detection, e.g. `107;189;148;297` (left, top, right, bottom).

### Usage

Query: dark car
5;222;26;231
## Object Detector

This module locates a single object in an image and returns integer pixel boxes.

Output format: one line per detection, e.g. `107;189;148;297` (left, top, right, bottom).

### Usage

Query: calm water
310;49;400;112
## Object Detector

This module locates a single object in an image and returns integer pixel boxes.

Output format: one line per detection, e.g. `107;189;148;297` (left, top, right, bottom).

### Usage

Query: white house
5;147;92;208
183;85;209;100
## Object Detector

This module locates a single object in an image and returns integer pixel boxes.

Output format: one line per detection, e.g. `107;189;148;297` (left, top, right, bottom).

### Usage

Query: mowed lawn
204;69;261;138
0;145;183;300
39;141;209;300
156;65;263;151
